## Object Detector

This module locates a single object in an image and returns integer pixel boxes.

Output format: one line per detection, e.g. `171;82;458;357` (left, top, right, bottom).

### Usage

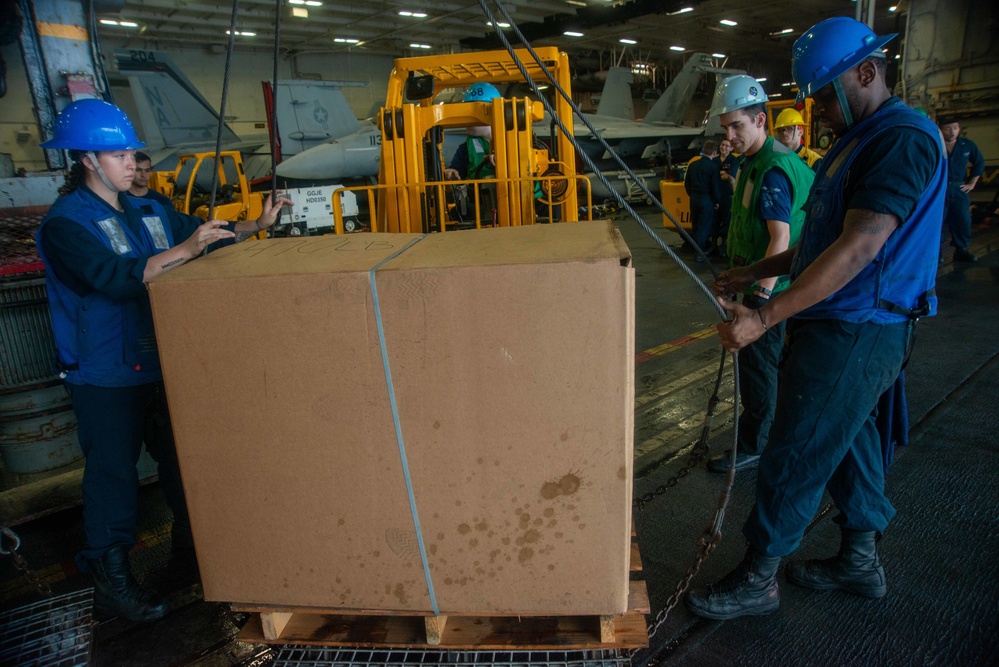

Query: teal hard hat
463;82;502;103
40;99;146;151
792;17;896;104
708;75;768;117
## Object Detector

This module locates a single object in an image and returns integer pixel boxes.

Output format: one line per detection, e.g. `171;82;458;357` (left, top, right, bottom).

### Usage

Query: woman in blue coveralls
36;99;290;623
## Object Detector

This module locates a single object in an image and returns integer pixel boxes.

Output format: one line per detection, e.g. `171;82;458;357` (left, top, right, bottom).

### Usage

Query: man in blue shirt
128;151;175;210
686;17;946;621
939;117;985;262
702;77;814;474
683;140;723;261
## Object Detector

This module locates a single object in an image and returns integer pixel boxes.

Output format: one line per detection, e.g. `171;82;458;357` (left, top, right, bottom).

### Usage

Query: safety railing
329;174;594;235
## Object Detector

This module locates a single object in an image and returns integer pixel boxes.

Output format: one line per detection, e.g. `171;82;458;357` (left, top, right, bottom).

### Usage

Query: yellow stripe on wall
36;22;89;41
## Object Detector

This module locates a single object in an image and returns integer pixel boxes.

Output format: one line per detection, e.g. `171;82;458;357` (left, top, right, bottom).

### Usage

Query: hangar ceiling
96;0;905;98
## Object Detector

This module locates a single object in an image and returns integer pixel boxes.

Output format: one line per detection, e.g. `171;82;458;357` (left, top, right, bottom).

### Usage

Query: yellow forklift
151;151;265;223
330;47;591;234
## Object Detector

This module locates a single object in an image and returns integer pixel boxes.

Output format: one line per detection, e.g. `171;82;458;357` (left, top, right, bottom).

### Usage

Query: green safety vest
468;135;545;200
727;136;815;295
467;136;495;179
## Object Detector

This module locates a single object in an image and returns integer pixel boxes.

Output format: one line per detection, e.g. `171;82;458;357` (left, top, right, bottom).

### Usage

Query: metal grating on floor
269;647;634;667
0;588;94;667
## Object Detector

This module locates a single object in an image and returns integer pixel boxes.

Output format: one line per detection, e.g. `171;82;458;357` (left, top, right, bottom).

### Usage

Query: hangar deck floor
2;210;997;667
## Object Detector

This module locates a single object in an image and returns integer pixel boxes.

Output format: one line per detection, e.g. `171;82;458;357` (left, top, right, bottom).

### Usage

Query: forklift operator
443;83;502;181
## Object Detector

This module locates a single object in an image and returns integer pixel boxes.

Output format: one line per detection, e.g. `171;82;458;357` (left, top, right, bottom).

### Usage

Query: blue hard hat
792;17;896;104
463;83;502;103
40;99;146;151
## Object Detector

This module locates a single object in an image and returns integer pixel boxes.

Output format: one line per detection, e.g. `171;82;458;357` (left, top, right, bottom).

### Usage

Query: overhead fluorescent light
894;54;901;59
566;0;587;6
619;38;637;45
225;30;256;36
889;5;898;11
305;0;322;5
563;31;584;37
291;7;308;17
100;19;139;28
712;53;726;58
289;0;306;4
668;7;694;15
769;93;782;98
410;43;432;49
486;21;510;28
399;11;427;17
719;19;738;27
780;28;794;34
756;77;767;82
334;37;360;43
781;82;792;87
669;46;685;51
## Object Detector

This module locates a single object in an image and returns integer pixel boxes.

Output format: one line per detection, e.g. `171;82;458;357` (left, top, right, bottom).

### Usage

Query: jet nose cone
276;142;345;180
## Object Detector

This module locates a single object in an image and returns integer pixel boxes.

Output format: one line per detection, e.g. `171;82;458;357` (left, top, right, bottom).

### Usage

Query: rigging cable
207;0;241;222
480;0;743;652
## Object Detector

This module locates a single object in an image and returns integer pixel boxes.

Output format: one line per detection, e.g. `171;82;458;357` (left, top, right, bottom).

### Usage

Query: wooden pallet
235;525;648;650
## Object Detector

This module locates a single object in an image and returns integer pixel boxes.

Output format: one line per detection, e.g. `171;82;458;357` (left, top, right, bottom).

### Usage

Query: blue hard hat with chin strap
40;99;146;151
463;83;502;103
792;18;896;130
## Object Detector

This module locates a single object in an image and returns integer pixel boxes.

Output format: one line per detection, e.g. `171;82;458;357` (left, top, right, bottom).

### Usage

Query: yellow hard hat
774;108;806;130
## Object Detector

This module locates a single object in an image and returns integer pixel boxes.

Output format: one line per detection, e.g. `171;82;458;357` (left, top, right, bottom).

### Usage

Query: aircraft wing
575;114;702;163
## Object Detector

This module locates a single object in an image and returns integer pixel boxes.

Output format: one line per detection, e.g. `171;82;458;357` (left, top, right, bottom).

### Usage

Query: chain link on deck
0;526;53;597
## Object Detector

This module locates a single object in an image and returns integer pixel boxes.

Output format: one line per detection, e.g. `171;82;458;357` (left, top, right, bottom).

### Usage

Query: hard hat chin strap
86;151;121;193
832;77;854;131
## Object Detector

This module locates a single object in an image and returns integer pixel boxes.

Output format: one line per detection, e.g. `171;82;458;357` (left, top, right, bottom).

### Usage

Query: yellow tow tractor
330;47;593;234
154;150;265;223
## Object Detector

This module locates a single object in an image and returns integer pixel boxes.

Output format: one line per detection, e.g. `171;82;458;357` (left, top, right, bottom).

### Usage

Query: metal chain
633;436;711;510
633;349;728;511
646;524;723;640
0;526;53;597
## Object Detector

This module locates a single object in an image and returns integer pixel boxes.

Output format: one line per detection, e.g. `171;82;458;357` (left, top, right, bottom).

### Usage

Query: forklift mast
367;47;583;233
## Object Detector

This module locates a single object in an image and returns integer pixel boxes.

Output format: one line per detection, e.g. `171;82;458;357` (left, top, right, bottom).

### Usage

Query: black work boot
786;529;886;598
89;545;170;622
953;247;977;262
685;548;781;620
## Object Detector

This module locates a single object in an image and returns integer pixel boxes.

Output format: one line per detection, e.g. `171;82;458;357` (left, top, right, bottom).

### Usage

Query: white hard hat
708;75;769;117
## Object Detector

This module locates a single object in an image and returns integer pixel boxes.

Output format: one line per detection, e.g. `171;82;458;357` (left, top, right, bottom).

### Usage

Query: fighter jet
112;49;358;181
273;64;639;183
277;53;741;182
575;53;747;167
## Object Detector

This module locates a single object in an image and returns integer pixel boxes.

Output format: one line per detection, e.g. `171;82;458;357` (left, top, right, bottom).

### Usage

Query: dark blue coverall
684;155;723;253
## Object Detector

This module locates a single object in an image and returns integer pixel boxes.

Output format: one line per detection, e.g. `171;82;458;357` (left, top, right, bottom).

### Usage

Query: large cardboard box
148;221;635;615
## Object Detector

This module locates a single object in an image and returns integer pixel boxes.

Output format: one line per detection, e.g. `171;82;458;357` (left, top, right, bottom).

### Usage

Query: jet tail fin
112;49;240;149
595;67;635;120
643;53;718;125
273;81;361;157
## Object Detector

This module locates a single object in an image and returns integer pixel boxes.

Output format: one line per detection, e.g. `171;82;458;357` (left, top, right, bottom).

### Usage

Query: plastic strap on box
368;234;440;615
